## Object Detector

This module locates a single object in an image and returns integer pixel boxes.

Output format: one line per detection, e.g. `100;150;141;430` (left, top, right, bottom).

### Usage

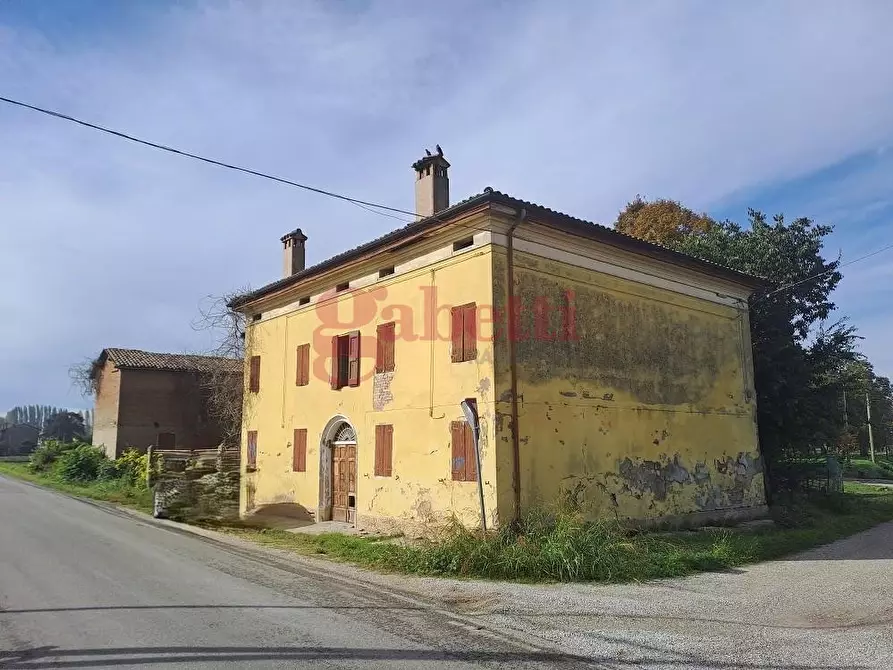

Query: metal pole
460;398;487;532
867;392;876;463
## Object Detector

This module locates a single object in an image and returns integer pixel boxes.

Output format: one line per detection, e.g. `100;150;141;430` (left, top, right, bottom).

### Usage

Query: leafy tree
41;411;86;443
615;196;715;246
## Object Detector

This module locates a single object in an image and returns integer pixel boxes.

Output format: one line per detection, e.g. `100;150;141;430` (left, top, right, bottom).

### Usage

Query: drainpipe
506;208;527;525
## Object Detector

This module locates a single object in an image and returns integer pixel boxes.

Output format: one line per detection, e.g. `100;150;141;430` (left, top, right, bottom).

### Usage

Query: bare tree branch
191;287;252;447
69;355;102;398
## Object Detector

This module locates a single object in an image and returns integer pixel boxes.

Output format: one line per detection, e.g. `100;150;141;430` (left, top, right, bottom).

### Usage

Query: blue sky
1;0;892;411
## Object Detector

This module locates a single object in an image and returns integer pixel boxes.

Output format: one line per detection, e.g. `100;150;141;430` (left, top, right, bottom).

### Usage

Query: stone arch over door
318;415;357;522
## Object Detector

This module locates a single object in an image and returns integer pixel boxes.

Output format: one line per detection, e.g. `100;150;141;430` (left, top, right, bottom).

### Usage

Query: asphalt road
0;475;591;669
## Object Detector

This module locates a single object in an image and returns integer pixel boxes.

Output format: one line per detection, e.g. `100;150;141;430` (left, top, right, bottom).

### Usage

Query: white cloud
1;0;893;407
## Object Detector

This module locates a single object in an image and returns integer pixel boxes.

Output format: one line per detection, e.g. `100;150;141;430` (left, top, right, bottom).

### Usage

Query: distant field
0;455;30;462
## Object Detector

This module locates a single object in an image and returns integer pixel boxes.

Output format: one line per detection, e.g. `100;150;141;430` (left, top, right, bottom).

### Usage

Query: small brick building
89;348;242;458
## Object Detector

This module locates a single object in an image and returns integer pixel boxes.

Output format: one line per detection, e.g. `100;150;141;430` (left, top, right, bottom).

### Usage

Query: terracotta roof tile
102;348;243;374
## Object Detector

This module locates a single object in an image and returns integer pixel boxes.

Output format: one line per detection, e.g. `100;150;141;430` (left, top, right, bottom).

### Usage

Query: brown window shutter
330;336;339;389
451;421;465;480
464;422;477;481
376;326;384;373
463;304;477;361
293;428;307;472
375;424;393;476
348;330;361;387
383;424;393;476
451;307;463;363
296;344;309;386
247;430;257;468
248;356;261;393
376;322;395;373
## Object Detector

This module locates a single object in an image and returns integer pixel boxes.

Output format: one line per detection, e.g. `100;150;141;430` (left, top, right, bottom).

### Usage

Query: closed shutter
374;424;393;476
451;421;465;480
293;428;307;472
376;322;395;373
348;330;361;387
249;356;261;393
463;304;477;361
296;344;310;386
330;336;339;389
247;430;257;469
450;307;463;362
463;422;477;482
450;421;476;481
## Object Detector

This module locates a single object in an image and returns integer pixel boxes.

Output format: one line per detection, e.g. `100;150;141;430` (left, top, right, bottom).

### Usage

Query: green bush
114;449;149;485
28;439;76;473
56;444;107;483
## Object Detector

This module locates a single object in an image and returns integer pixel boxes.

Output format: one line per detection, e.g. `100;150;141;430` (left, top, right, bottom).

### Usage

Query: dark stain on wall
499;258;736;406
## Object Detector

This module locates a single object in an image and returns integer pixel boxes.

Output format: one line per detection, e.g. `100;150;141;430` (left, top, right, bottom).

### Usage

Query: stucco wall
492;248;765;524
240;246;498;534
92;358;121;458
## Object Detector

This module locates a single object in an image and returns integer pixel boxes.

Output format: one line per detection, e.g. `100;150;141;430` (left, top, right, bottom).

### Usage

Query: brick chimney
412;146;450;218
281;229;308;277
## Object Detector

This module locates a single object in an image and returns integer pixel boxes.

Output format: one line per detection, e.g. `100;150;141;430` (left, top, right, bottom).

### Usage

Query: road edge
0;473;601;667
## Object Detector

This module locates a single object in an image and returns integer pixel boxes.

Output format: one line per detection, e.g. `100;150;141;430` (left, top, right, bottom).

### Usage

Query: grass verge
215;483;893;583
0;460;153;513
4;459;893;583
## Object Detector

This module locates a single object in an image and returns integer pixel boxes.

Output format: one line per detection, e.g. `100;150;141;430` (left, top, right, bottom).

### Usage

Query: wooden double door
332;443;357;523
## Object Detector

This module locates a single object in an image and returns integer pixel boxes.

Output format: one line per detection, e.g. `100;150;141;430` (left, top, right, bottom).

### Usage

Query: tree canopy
615;196;715;246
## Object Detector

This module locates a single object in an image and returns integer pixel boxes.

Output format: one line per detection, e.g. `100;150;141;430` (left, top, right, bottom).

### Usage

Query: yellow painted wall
240;246;500;534
492;248;765;523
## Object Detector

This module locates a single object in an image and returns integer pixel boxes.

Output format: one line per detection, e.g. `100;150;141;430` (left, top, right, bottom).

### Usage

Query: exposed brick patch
372;372;394;411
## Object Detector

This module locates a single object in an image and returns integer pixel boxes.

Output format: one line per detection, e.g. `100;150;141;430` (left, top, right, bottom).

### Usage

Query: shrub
56;444;107;483
29;439;76;473
101;448;148;486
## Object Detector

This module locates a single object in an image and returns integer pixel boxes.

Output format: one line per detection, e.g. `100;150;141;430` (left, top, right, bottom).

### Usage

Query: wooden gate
332;444;356;523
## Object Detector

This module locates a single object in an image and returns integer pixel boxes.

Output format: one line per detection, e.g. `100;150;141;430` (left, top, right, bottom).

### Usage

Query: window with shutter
450;303;477;363
296;344;310;386
374;424;393;477
247;430;258;470
156;432;175;449
248;356;261;393
376;322;395;373
292;428;307;472
331;332;360;389
450;420;476;481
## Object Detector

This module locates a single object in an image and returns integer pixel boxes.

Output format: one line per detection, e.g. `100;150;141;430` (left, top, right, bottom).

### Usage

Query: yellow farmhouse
230;151;767;533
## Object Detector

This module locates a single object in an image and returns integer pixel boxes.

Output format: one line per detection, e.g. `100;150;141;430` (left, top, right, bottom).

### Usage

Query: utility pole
867;392;876;463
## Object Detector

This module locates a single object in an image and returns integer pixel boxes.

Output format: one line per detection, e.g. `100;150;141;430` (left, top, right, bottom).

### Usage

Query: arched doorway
318;416;358;523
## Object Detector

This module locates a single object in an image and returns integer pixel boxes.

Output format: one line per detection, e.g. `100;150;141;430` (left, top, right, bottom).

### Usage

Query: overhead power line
0;94;417;222
762;242;893;300
3;93;891;296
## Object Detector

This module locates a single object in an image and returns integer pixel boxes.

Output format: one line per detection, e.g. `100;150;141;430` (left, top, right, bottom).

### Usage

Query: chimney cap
280;228;308;244
412;147;450;172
